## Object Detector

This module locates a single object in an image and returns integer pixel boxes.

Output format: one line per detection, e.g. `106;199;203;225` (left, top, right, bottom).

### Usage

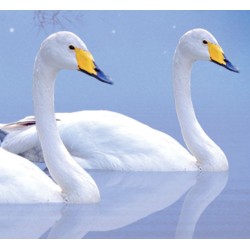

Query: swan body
0;148;63;203
0;29;239;172
0;31;115;203
1;111;196;171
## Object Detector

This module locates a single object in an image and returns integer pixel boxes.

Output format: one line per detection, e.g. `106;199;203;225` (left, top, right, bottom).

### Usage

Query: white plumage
0;148;63;203
1;29;239;172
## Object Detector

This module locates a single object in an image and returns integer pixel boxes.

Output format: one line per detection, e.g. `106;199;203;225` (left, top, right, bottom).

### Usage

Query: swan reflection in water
0;170;228;238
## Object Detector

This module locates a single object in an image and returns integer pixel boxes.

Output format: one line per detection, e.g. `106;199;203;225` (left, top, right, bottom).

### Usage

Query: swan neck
173;48;228;171
32;55;100;203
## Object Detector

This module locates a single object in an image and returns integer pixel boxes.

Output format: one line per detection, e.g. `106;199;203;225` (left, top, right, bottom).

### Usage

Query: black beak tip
99;77;114;85
224;57;240;73
78;67;114;84
95;65;114;85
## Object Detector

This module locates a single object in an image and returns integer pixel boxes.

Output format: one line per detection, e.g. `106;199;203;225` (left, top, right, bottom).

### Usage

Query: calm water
0;167;249;239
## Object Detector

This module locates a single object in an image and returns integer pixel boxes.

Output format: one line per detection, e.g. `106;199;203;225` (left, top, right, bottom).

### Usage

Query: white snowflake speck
9;27;15;33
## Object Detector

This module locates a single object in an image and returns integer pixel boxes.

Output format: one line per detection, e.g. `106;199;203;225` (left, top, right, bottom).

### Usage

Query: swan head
37;31;113;84
178;29;239;73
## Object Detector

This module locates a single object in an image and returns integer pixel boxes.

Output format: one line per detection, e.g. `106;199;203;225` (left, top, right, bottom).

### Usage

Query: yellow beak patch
73;47;113;84
208;42;226;65
75;48;97;76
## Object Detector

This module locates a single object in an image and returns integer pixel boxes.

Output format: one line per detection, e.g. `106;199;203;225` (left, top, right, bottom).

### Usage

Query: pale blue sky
0;11;249;175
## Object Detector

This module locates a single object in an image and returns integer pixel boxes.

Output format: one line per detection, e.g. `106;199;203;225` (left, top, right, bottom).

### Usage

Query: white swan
0;29;238;171
0;31;116;203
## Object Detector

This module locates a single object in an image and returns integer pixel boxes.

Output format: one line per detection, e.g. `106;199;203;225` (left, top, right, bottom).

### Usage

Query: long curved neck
173;48;228;171
32;55;100;203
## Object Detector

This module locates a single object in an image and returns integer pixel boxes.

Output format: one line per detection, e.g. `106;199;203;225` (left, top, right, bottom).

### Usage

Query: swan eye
69;45;75;50
203;40;208;45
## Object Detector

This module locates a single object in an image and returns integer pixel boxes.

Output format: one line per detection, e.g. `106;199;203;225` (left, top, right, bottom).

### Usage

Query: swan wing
56;110;196;171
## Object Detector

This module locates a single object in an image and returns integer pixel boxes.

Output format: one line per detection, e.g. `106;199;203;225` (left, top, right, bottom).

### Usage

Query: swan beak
208;42;239;73
75;48;113;84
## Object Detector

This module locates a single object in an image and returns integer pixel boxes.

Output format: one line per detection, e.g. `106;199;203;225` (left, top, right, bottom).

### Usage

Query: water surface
1;168;249;239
